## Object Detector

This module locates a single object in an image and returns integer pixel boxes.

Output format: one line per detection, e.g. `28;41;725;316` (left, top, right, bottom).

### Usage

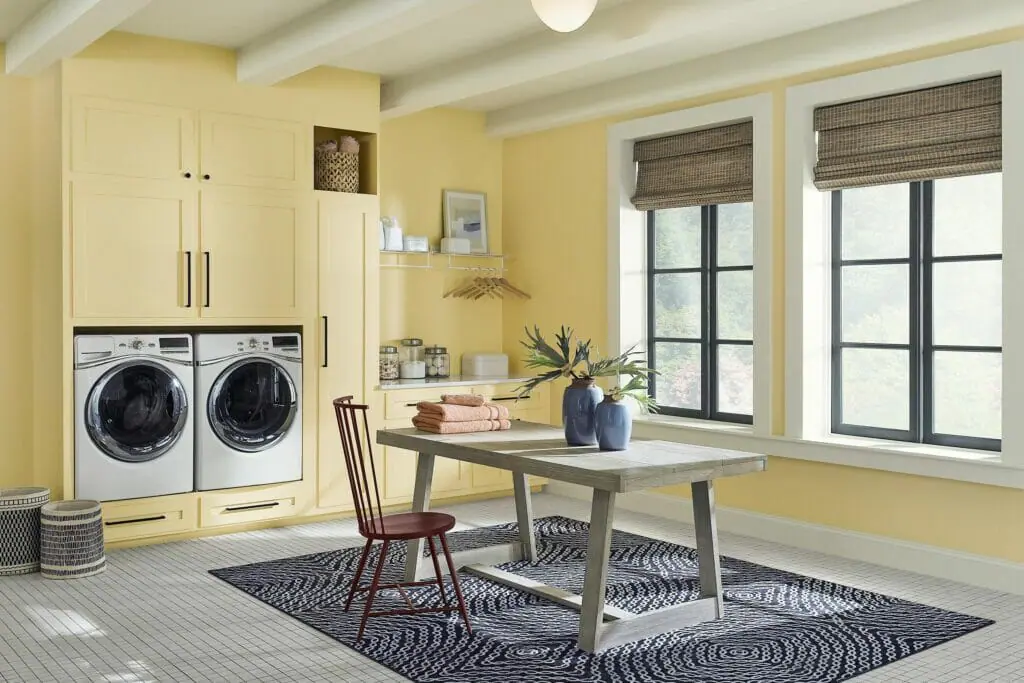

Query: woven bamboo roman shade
813;76;1002;190
631;121;753;211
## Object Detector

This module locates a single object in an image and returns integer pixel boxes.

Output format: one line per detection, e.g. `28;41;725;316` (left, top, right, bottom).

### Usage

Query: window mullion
913;181;929;444
702;205;714;420
920;181;934;445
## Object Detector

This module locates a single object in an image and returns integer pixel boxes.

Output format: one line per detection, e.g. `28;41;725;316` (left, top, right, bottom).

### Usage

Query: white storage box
461;352;508;377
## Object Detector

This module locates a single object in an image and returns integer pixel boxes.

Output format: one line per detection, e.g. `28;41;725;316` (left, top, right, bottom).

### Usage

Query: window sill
633;415;1024;489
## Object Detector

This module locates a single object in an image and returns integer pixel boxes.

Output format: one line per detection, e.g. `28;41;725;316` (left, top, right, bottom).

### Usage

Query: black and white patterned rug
210;516;991;683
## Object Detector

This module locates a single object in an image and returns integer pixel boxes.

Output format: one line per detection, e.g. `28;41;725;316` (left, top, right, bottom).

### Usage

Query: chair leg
345;538;374;611
426;535;451;609
357;539;390;641
438;532;471;634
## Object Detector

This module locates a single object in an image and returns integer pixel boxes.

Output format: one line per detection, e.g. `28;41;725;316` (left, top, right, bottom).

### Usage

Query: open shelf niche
313;125;377;195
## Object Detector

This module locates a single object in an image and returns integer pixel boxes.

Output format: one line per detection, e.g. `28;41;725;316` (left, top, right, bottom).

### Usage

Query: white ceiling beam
379;0;916;119
237;0;482;86
485;0;1024;138
5;0;152;76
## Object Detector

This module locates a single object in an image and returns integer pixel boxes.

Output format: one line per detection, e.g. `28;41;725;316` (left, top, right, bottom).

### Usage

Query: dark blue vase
595;398;633;451
562;379;602;446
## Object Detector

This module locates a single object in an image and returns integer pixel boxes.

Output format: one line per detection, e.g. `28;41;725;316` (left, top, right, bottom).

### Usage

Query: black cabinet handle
225;502;279;513
202;174;211;180
184;251;192;307
491;396;520;402
183;171;192;179
105;515;167;526
322;315;329;368
203;251;211;307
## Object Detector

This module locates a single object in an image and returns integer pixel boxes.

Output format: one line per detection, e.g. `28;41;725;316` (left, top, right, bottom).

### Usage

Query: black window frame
830;179;1002;452
646;204;754;424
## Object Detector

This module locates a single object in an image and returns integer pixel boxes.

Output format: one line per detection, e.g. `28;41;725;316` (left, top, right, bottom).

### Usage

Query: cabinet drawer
200;484;304;528
473;383;549;414
101;494;197;543
383;388;449;420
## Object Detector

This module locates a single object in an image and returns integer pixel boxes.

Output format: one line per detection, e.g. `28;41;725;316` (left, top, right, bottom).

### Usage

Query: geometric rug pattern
211;516;992;683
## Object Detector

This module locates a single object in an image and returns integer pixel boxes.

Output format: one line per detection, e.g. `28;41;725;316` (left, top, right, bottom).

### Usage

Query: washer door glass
86;360;189;463
209;359;297;453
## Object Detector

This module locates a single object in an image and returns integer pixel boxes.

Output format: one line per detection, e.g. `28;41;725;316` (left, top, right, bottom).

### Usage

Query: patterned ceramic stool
40;500;106;580
0;487;51;576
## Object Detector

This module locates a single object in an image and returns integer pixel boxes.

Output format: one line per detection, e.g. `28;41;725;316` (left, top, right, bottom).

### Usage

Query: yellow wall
503;28;1024;563
378;108;504;367
0;46;33;488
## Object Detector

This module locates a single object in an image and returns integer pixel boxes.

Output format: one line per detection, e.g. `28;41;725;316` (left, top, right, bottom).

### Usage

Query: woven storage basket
40;500;106;580
0;487;50;576
314;149;360;193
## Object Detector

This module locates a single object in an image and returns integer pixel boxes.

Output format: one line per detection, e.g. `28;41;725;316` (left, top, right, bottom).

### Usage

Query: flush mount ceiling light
531;0;598;32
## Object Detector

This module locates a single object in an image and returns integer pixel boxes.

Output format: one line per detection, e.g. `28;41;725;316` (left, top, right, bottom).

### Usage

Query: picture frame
442;190;489;254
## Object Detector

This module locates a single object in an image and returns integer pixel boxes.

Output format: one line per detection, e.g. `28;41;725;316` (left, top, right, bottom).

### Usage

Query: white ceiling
2;0;1023;136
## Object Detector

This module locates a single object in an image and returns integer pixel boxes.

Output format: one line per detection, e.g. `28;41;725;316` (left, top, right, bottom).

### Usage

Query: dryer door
208;359;297;453
86;360;189;463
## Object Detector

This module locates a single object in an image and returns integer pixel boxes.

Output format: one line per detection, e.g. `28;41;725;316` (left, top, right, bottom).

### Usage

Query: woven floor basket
0;487;51;576
40;500;106;580
314;149;360;193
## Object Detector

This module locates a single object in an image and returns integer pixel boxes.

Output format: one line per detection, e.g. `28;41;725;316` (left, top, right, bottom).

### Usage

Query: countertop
375;375;533;391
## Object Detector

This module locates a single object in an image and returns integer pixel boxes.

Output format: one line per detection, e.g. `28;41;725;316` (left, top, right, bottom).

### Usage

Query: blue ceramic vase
595;397;633;451
562;379;602;446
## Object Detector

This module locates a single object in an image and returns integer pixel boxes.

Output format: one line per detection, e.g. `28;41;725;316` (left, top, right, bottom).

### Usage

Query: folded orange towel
416;402;510;422
412;416;511;434
440;393;485;407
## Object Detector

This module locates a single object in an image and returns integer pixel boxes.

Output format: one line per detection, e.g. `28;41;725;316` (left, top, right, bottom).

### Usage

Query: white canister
383;220;404;251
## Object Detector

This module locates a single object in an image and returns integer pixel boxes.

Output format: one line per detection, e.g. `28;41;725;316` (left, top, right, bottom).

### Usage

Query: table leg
512;473;538;563
403;452;435;582
578;488;616;652
691;479;723;617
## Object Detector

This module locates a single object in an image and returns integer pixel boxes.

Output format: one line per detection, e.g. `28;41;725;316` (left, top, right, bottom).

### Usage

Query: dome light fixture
530;0;598;33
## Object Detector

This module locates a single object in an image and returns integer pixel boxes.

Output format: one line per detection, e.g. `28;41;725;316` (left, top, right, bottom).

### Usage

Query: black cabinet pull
184;251;192;307
203;251;211;307
202;174;211;180
183;171;192;179
105;515;167;526
322;315;329;368
225;502;279;513
491;396;520;402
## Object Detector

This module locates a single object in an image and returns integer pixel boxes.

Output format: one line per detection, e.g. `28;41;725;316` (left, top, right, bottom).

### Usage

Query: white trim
546;481;1024;595
632;416;1024;489
785;40;1024;469
607;94;774;436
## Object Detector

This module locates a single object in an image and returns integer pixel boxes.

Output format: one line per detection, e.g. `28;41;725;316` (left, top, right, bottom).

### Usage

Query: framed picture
442;190;489;254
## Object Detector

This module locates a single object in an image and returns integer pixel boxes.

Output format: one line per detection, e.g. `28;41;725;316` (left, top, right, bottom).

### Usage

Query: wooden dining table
376;420;766;653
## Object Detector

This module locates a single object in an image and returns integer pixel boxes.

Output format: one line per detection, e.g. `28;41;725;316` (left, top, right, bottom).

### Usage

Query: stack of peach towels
412;393;512;434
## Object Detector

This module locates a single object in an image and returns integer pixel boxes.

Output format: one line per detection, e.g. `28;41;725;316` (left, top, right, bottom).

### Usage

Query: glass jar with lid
399;338;426;379
424;345;450;378
379;345;399;381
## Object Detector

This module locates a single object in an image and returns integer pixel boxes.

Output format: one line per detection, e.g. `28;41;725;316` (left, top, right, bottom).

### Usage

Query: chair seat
363;512;456;540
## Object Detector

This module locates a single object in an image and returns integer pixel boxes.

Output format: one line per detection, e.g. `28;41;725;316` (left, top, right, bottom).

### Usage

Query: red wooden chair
332;396;472;641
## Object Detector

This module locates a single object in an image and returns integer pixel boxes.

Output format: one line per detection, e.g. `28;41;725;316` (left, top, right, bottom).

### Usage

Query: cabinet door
382;442;464;504
70;96;197;181
198;187;313;319
70;178;198;320
316;194;378;510
199;112;307;190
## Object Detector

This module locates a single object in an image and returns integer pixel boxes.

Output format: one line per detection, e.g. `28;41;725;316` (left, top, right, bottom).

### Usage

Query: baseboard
544;481;1024;596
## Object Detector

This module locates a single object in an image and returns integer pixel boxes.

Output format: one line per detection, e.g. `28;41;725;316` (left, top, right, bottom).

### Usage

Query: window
647;202;754;423
831;173;1002;451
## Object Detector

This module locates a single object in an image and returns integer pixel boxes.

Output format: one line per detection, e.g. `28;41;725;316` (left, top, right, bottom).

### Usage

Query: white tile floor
0;492;1020;683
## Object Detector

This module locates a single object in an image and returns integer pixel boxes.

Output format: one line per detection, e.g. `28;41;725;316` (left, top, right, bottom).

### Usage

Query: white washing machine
74;334;195;502
195;333;302;491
